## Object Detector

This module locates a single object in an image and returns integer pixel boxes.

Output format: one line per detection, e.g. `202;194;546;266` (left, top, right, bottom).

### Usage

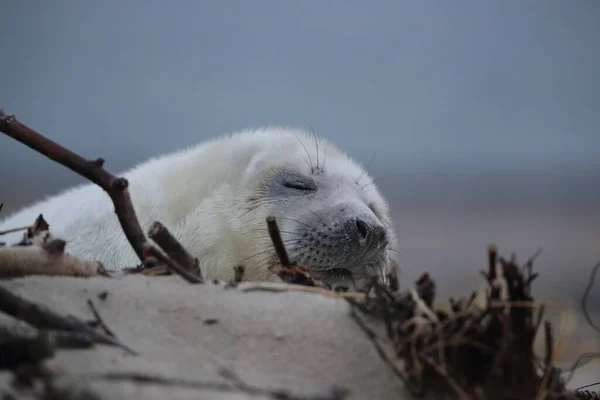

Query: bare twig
266;216;291;267
0;109;145;259
148;221;202;279
0;108;201;284
142;246;203;283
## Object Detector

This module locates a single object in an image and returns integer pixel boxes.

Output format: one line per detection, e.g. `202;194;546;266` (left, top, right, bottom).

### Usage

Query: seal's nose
346;217;388;249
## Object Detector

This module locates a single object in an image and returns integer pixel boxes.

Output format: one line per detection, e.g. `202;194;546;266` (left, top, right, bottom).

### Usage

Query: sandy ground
0;274;598;400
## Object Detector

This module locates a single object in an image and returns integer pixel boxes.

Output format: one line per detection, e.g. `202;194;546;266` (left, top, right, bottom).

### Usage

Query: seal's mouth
310;267;360;292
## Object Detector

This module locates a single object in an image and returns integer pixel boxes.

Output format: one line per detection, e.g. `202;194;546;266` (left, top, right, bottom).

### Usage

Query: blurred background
1;1;598;311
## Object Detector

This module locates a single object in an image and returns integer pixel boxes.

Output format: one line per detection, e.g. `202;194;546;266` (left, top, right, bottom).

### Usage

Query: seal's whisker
246;254;278;272
308;124;320;173
299;205;326;226
341;199;351;211
247;245;308;271
361;179;377;190
250;234;310;246
277;217;316;231
252;228;304;236
237;248;276;265
242;240;309;264
294;134;314;173
356;152;376;185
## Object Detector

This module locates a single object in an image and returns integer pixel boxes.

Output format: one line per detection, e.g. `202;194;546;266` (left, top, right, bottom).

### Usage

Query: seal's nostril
355;219;369;239
374;226;388;247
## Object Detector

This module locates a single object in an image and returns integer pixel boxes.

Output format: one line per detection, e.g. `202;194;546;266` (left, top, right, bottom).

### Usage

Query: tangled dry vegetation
0;108;598;399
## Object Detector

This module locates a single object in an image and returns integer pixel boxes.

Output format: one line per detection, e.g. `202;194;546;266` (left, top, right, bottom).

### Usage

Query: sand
0;273;597;400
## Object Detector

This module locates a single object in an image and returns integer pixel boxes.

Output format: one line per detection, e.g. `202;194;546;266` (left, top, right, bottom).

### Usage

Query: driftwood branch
0;108;202;284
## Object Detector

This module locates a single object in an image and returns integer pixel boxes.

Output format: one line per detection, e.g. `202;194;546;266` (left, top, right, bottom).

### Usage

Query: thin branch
266;216;291;267
142;245;203;283
0;108;201;284
147;221;203;280
0;109;145;260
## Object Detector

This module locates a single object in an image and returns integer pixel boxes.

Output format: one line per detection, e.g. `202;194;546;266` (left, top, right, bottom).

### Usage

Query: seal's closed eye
272;171;317;193
281;179;316;192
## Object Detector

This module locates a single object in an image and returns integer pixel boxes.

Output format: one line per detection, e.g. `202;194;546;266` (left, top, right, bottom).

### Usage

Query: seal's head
238;129;396;292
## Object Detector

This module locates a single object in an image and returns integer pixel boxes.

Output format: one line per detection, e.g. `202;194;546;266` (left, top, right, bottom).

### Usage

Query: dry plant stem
266;216;291;267
0;283;137;355
148;221;203;280
0;108;201;284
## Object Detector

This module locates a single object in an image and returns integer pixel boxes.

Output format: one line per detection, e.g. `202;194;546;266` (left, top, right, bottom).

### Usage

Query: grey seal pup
0;127;396;291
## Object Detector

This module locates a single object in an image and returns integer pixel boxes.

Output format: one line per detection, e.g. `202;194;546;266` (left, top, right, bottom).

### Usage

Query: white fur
0;127;395;283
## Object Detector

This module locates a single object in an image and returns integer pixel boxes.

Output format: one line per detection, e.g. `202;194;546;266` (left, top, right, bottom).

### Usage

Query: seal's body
0;128;395;290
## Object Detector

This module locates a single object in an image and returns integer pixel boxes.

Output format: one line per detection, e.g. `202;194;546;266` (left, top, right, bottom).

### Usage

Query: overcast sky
1;0;599;189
